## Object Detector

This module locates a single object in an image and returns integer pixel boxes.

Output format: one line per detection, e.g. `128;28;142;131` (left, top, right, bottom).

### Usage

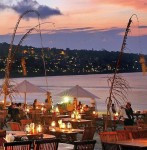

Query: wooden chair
41;115;52;125
124;125;139;131
0;110;8;129
81;126;96;141
73;140;96;150
7;122;22;131
138;129;147;138
4;140;32;150
20;119;32;130
137;120;147;129
116;130;132;141
102;114;116;131
136;120;145;126
29;110;42;123
99;131;118;150
0;130;6;149
130;130;140;139
34;138;60;150
99;131;118;142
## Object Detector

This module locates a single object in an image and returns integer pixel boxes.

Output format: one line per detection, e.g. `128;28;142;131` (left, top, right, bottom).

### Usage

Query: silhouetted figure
111;103;116;114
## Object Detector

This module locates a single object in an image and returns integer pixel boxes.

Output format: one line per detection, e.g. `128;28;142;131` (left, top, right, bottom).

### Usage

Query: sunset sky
0;0;147;54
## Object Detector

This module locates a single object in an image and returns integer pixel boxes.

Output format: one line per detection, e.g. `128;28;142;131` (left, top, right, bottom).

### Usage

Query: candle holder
30;123;35;134
51;121;56;130
67;122;72;130
71;113;75;119
25;124;31;134
77;114;81;120
36;124;42;133
58;120;62;128
61;123;66;129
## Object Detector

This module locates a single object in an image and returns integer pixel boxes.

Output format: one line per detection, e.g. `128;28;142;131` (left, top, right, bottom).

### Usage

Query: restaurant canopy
57;85;99;99
12;80;46;104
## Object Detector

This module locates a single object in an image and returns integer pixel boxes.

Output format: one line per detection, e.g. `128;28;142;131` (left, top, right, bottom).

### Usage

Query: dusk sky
0;0;147;54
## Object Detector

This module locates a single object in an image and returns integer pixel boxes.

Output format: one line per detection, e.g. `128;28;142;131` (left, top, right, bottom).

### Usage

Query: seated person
83;105;90;113
77;101;82;111
10;103;20;122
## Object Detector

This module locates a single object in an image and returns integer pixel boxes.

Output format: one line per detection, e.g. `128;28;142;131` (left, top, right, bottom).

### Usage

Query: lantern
36;124;42;133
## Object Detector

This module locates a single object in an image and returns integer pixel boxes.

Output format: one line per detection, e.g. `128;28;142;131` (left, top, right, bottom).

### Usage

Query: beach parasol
12;80;46;104
57;85;99;99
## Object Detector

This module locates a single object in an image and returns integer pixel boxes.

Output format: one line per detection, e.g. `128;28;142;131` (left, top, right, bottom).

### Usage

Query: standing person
119;102;134;126
33;99;38;109
111;103;117;120
111;103;116;114
125;102;134;125
77;101;82;111
90;98;96;108
73;97;78;110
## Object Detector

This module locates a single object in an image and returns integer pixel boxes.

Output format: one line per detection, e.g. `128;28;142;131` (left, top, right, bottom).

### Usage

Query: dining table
6;131;55;141
49;126;84;143
62;118;92;128
109;138;147;149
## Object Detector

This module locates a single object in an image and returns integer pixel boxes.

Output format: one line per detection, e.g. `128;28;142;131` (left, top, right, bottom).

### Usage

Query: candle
25;124;30;133
71;113;75;119
41;107;44;113
77;114;81;120
37;125;42;133
58;120;62;128
51;121;56;127
26;108;29;112
93;111;96;115
30;123;35;134
67;122;72;129
61;123;66;129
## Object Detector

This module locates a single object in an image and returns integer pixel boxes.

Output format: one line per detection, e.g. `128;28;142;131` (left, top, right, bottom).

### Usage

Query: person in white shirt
118;102;134;126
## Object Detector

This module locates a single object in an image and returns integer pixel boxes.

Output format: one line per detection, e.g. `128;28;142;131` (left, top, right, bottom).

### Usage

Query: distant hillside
0;42;146;78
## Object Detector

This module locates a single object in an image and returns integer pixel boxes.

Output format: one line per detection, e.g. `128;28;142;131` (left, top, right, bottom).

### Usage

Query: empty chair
116;130;132;141
41;115;52;125
99;131;118;142
136;119;145;126
102;114;116;131
0;110;7;129
7;122;22;131
35;138;60;150
138;129;147;138
20;119;32;130
4;140;32;150
81;126;96;141
29;109;42;123
99;131;118;150
124;125;139;131
131;130;140;139
136;120;147;129
73;140;96;150
0;130;6;149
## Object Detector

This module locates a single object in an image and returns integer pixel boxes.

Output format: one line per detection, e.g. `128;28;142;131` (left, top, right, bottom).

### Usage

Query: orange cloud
92;0;147;11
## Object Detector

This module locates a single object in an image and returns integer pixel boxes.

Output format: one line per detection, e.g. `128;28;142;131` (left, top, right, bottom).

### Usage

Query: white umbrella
57;85;99;99
12;80;46;104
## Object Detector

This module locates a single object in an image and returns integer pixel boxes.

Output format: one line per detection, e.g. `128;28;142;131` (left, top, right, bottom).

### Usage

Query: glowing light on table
58;120;62;128
67;122;72;129
37;125;42;133
71;113;75;119
61;123;66;129
51;121;56;128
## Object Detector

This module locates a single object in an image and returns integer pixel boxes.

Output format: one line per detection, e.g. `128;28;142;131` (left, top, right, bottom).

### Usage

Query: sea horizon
0;72;147;113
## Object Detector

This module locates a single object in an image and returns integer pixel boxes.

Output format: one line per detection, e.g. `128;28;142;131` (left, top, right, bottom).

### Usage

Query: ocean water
0;72;147;112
